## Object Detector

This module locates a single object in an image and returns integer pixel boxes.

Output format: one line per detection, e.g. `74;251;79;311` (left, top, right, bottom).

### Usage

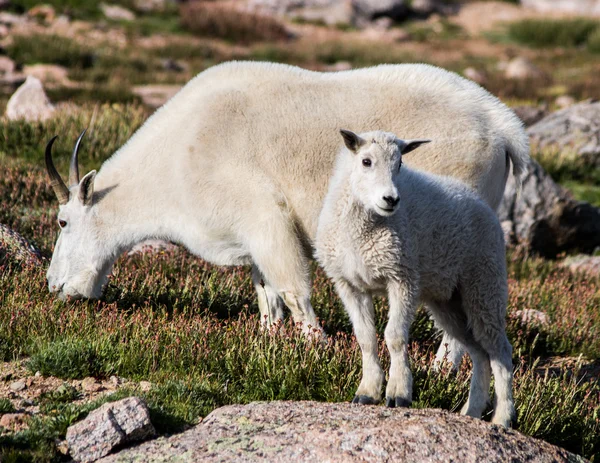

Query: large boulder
5;75;55;122
98;402;584;462
499;160;600;257
527;100;600;169
521;0;600;16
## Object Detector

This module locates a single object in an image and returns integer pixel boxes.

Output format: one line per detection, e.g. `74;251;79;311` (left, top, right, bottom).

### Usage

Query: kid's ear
340;129;366;153
402;139;431;155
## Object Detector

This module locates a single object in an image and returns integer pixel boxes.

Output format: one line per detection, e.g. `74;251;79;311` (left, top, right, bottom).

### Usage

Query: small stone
132;84;182;108
23;64;69;84
109;375;121;387
139;381;152;392
100;3;136;21
560;255;600;277
9;380;26;392
0;12;27;26
34;371;41;377
161;58;188;73
555;95;575;110
505;57;543;80
27;4;56;23
5;75;55;122
82;377;105;393
0;55;15;74
514;309;549;327
0;413;29;431
19;398;34;407
463;67;486;84
324;61;352;72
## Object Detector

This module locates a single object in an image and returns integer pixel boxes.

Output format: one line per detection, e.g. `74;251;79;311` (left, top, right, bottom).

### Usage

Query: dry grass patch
180;1;290;44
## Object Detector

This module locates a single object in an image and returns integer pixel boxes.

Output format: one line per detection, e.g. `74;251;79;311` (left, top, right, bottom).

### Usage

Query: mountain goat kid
316;129;515;427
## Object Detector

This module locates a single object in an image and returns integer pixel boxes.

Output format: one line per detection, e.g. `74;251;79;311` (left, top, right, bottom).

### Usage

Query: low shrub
180;1;289;44
508;19;600;49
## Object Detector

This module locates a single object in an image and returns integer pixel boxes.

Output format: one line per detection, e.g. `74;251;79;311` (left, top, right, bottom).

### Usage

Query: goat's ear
402;139;431;155
340;129;365;153
78;170;96;206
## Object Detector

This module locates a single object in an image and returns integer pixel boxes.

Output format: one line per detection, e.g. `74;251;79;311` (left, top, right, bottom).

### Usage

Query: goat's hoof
385;397;411;408
352;395;377;405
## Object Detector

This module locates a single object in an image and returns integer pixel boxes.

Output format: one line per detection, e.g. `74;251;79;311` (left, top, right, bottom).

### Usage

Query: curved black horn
69;129;86;187
45;136;69;205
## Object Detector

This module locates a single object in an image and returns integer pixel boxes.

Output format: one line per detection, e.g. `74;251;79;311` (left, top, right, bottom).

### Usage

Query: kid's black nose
383;196;399;207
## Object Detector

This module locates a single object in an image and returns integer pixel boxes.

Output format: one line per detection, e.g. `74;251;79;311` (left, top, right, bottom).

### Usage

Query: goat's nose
383;195;399;207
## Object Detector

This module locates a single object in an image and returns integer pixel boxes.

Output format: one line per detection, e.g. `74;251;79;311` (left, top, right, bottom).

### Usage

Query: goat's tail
504;123;530;197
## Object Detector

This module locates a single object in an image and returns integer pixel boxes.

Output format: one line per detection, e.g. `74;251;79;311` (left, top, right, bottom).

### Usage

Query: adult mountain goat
45;62;528;361
315;130;515;427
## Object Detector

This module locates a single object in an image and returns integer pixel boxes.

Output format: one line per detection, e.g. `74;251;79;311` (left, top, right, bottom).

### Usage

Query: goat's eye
58;220;67;228
362;158;372;167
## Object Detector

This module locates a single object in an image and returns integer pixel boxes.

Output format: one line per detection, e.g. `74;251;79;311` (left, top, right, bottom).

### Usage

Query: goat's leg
385;280;418;408
434;332;465;372
426;298;491;420
247;215;321;335
251;264;285;327
335;279;383;404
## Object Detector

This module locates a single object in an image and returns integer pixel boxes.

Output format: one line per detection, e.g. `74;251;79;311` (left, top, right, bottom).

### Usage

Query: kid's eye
362;158;372;167
59;220;67;228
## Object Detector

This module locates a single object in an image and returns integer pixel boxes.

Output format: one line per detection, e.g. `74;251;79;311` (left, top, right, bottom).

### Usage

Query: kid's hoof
352;395;377;405
385;397;411;408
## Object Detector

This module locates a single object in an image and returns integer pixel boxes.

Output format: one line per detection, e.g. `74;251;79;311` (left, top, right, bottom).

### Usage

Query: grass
0;105;599;460
0;10;599;463
533;146;600;207
508;19;600;51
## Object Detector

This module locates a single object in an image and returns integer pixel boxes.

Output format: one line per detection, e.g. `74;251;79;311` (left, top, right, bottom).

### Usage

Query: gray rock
513;105;548;127
0;413;29;431
105;397;155;442
560;254;600;277
9;380;26;392
505;57;543;80
0;55;15;74
81;377;104;393
67;408;125;463
132;84;181;109
5;75;55;122
100;3;136;21
352;0;408;24
527;100;600;168
133;0;172;13
499;160;600;257
555;95;576;110
0;224;43;265
463;67;486;84
98;402;584;462
521;0;600;16
67;397;155;462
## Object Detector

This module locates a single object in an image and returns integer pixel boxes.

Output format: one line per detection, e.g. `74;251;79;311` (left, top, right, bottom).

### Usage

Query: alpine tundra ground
1;1;600;461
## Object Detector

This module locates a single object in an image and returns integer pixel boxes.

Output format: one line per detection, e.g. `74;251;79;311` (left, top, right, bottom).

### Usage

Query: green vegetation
1;6;600;463
1;132;600;460
508;18;600;52
533;147;600;207
0;398;16;414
